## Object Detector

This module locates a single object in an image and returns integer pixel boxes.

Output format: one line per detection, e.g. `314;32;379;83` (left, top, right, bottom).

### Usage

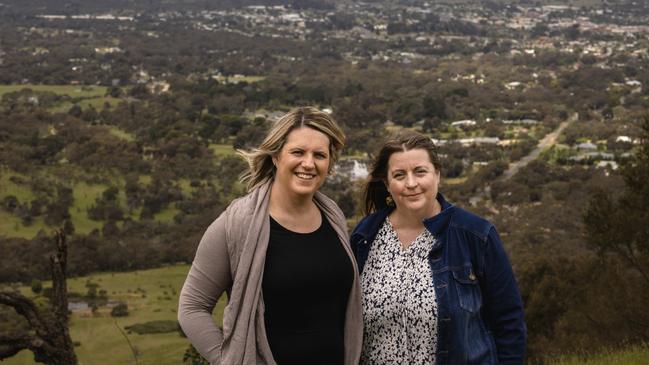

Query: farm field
2;0;649;362
0;84;107;98
5;263;646;365
0;84;120;112
4;264;226;365
0;166;193;238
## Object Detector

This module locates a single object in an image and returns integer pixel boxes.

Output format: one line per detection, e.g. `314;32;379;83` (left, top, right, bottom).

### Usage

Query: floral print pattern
360;218;439;365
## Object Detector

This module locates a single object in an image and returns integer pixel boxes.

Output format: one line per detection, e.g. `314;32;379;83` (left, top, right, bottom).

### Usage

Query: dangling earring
385;195;395;207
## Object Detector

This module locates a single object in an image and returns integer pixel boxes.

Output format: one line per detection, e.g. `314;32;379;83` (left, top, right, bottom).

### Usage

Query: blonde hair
238;106;346;191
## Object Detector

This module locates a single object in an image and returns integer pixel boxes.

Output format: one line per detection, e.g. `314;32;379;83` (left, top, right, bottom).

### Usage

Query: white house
458;137;500;146
576;141;597;151
451;119;477;127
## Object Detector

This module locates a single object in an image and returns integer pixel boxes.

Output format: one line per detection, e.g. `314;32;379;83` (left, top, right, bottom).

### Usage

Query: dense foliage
2;0;649;363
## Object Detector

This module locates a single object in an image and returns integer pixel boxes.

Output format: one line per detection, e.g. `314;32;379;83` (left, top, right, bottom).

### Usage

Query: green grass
0;84;107;98
0;168;174;238
209;143;236;157
0;211;47;238
0;178;112;236
0;169;34;202
176;178;205;197
340;151;367;160
0;84;120;113
51;96;122;113
153;206;181;222
4;265;226;365
443;176;468;185
105;126;136;142
138;175;152;186
212;75;265;84
550;344;649;365
69;181;110;234
0;169;41;237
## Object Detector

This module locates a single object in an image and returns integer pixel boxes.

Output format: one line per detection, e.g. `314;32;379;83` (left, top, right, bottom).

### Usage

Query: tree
106;86;122;98
182;345;208;365
128;84;148;98
2;195;19;213
0;230;78;364
585;118;649;283
563;23;580;40
44;202;71;226
584;117;649;340
30;279;42;294
422;96;447;120
63;220;75;236
67;105;82;118
531;23;549;38
110;302;129;317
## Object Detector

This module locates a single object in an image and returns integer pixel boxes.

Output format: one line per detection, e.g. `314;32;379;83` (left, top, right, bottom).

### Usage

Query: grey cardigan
178;180;363;365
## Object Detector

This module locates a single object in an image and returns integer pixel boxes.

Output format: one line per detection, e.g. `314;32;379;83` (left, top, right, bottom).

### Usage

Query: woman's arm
178;213;233;364
480;227;527;365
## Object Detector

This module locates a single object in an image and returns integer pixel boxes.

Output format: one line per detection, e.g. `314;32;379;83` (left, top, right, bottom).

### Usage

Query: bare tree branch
0;229;78;364
0;334;34;359
51;230;69;322
0;291;47;331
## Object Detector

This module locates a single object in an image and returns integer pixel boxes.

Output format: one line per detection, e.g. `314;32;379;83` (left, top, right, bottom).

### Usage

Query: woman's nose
405;173;417;187
301;155;315;169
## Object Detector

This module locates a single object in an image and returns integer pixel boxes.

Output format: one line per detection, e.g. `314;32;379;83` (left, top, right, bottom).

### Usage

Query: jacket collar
353;205;394;242
423;193;455;236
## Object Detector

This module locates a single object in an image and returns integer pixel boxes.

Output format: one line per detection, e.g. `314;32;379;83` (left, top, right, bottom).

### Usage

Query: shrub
182;345;208;365
30;278;42;294
110;302;129;317
124;320;178;334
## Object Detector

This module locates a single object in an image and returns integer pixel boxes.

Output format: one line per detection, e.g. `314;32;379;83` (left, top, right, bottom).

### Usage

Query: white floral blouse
360;218;439;365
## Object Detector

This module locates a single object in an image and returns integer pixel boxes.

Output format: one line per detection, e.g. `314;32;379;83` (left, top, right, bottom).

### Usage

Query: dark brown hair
363;132;441;214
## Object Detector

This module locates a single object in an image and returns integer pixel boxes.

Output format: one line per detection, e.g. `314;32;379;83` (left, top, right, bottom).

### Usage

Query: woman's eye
291;150;303;156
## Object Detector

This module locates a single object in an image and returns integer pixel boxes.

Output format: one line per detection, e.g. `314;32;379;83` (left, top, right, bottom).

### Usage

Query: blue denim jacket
350;194;526;365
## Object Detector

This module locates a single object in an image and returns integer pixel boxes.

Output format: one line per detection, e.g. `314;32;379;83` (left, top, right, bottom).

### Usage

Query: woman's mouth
295;172;316;180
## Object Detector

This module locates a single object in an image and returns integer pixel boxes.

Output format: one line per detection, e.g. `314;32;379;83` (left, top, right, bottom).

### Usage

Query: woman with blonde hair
179;107;362;365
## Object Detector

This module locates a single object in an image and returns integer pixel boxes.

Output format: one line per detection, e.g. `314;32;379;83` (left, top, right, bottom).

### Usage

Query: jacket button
469;273;476;281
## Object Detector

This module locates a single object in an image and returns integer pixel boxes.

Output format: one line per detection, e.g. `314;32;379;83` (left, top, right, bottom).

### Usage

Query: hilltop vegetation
1;264;226;365
1;0;649;363
550;345;649;365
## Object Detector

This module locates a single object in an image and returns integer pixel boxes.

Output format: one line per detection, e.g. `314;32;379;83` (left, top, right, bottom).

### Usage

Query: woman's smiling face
272;127;331;198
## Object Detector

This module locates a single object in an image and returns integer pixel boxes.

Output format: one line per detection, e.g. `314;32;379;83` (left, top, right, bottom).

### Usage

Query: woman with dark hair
179;107;362;365
351;132;526;364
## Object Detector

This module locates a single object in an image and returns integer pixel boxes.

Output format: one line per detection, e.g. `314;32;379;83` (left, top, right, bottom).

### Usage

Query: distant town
1;1;649;364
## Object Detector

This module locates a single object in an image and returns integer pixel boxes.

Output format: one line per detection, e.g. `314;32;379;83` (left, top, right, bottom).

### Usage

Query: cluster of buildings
177;3;649;64
25;1;649;90
31;1;648;64
14;2;646;174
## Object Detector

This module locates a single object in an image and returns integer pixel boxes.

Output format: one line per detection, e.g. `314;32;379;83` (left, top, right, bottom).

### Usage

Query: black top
262;213;354;365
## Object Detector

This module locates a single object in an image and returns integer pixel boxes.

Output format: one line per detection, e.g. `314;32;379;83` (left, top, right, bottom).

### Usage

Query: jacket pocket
452;266;482;313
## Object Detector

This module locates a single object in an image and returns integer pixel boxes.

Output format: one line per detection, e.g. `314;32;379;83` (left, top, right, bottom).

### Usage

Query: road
468;113;577;207
500;112;578;181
